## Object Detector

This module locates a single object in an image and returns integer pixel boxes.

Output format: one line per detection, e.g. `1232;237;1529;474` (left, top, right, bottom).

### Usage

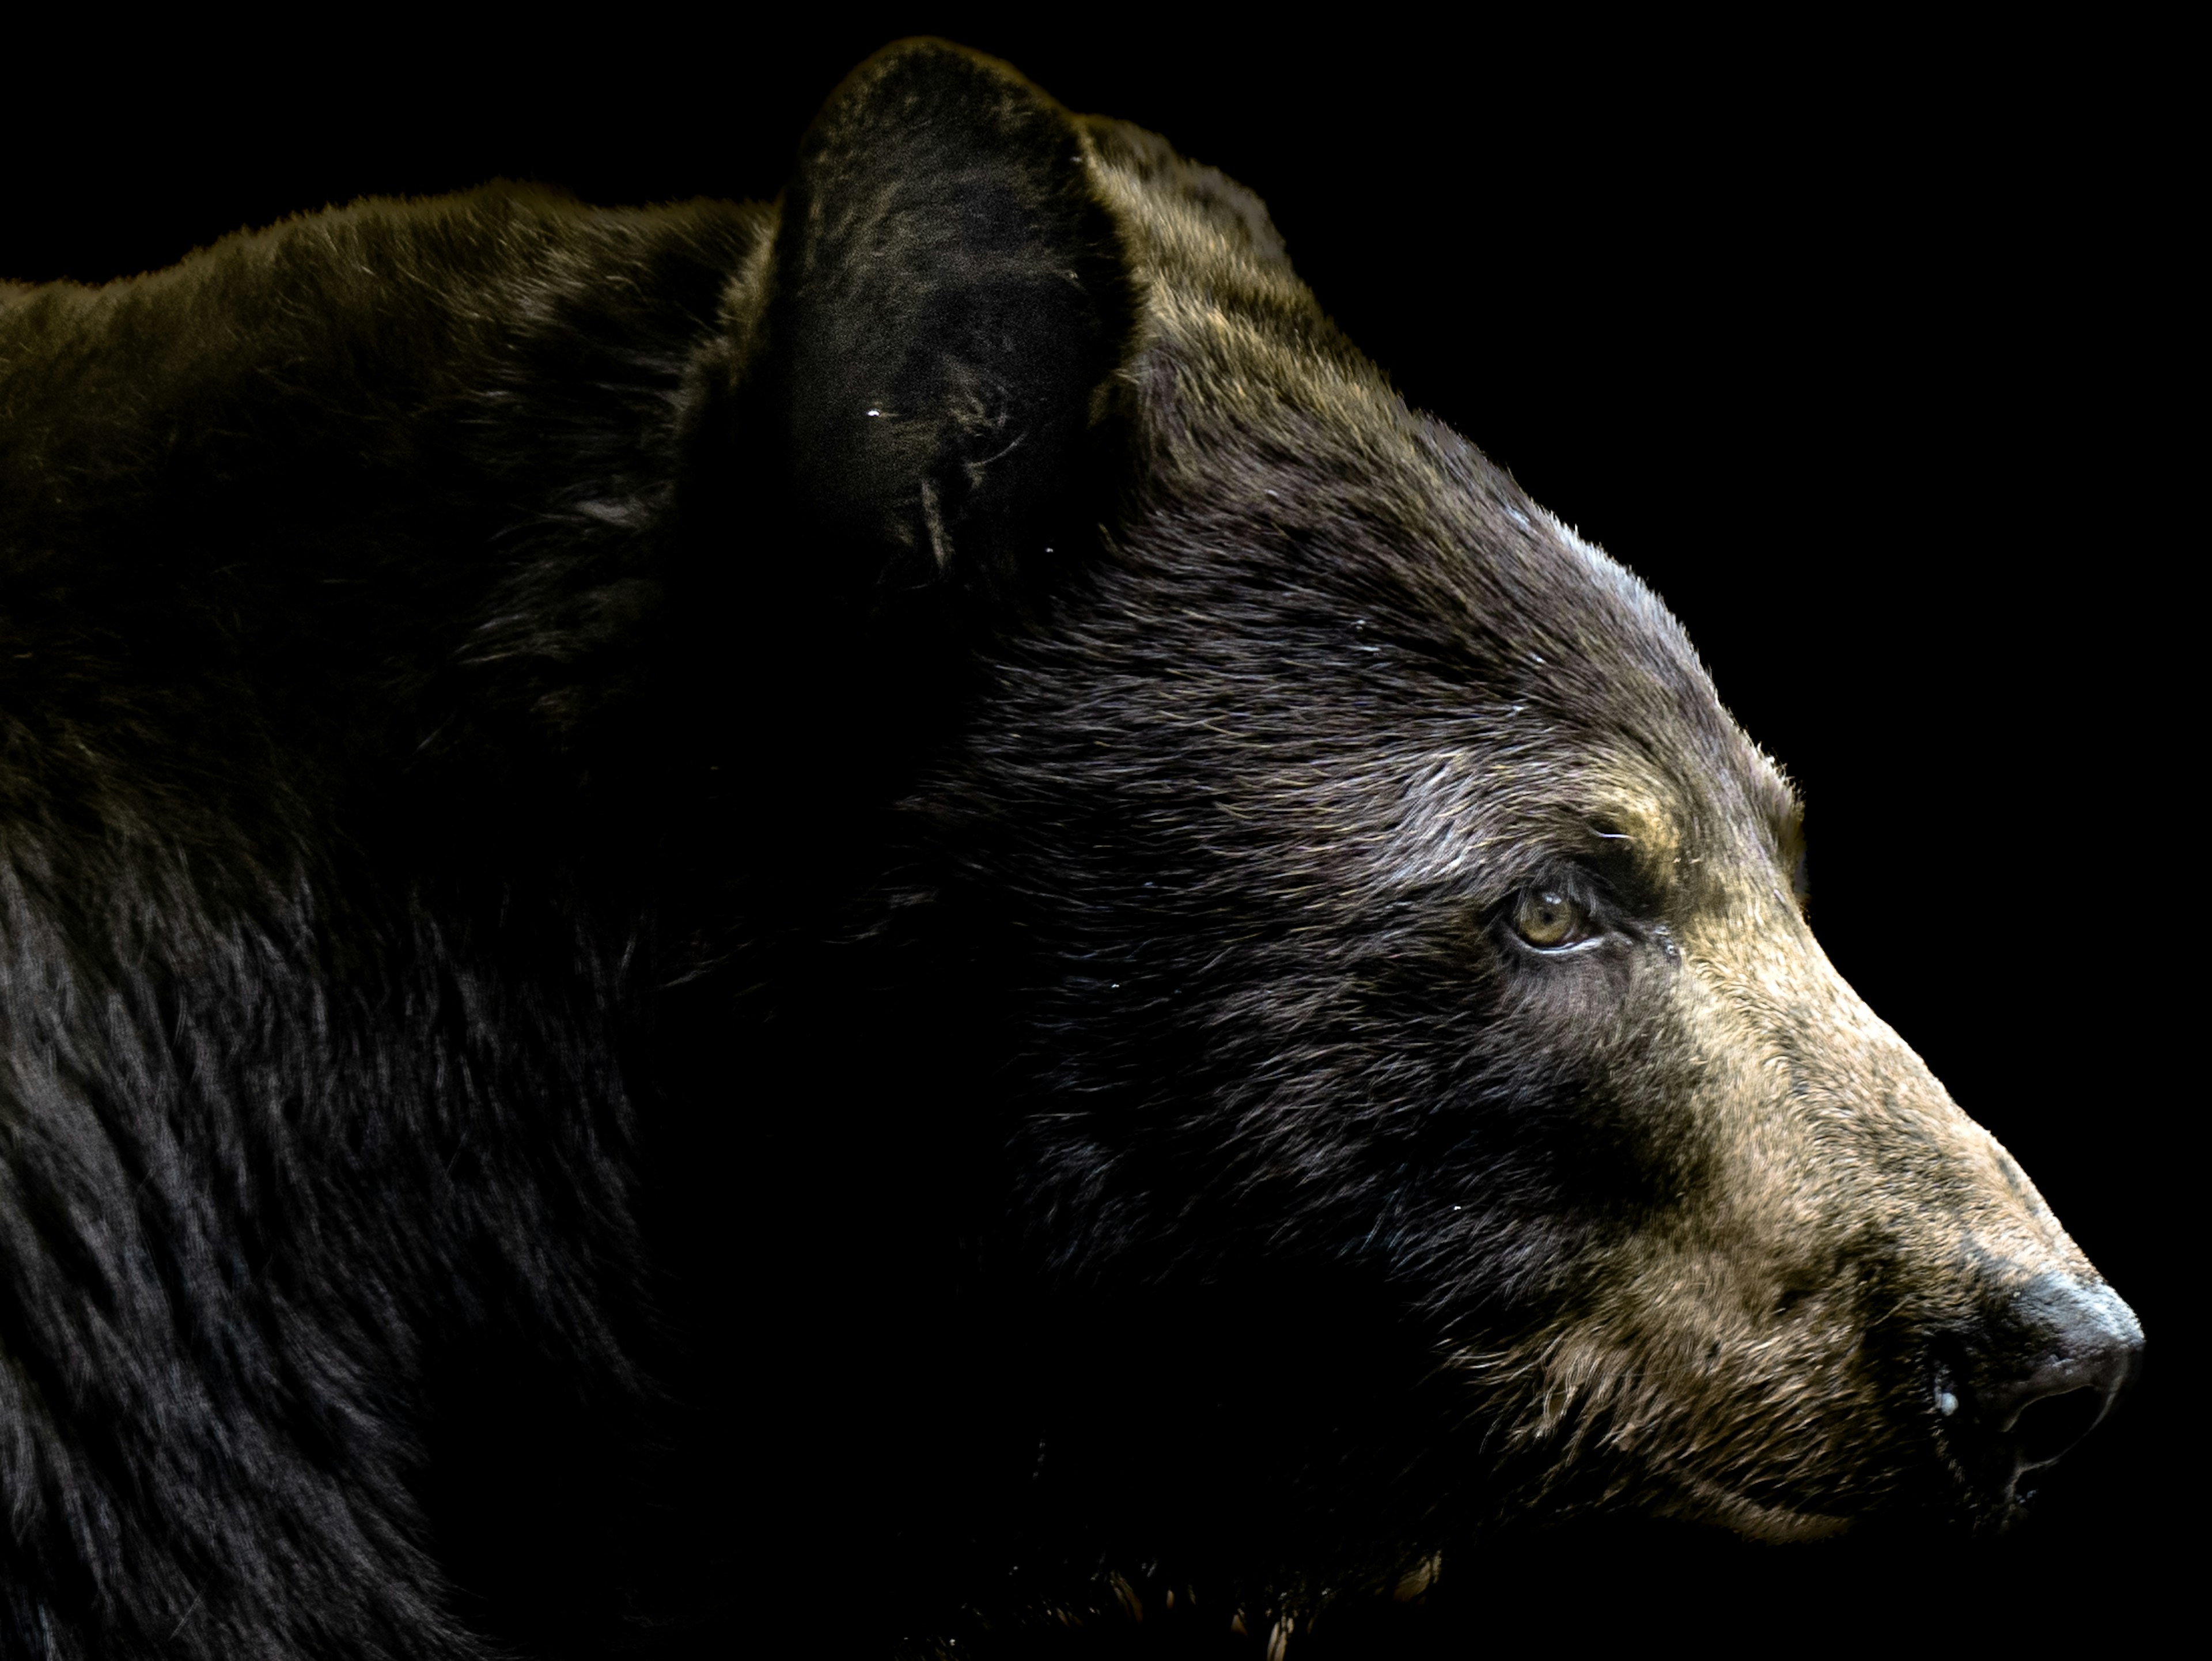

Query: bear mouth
1658;1473;1855;1544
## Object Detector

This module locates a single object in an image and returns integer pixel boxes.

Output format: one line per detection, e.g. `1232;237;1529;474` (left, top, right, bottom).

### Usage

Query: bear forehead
1059;421;1796;872
1084;108;1768;759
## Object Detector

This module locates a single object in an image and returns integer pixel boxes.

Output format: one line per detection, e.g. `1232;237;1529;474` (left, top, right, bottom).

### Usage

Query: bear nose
1946;1273;2143;1494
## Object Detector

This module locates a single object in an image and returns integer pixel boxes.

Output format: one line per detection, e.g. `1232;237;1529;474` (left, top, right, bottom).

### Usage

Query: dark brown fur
0;38;2138;1658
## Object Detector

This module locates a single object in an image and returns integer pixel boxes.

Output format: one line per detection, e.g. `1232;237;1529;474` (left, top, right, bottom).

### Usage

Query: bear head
684;37;2143;1614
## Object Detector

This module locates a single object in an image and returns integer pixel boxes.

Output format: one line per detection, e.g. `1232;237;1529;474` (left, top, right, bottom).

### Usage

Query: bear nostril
2010;1385;2106;1470
1948;1272;2145;1500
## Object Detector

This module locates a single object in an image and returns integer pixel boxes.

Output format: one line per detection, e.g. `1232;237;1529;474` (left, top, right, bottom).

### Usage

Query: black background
10;9;2180;1634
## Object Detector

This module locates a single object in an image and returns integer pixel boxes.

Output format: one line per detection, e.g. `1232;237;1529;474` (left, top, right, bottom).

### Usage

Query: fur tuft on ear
770;38;1132;606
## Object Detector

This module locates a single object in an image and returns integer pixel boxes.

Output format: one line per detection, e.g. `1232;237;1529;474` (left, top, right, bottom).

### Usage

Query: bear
0;35;2143;1659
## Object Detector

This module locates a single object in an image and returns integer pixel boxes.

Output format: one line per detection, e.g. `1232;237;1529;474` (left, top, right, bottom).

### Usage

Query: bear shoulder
1;185;770;531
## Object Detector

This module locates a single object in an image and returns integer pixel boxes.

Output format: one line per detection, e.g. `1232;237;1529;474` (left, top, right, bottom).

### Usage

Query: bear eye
1513;888;1590;949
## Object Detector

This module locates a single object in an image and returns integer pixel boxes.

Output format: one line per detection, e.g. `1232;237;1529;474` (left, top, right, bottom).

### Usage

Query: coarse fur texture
0;39;2142;1658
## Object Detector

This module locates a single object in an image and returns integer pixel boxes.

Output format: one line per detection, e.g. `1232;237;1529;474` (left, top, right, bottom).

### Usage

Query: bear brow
1756;768;1805;861
1771;790;1808;879
1578;804;1683;889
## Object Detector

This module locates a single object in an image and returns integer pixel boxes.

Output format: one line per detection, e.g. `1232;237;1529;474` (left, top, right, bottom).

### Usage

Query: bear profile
0;37;2141;1659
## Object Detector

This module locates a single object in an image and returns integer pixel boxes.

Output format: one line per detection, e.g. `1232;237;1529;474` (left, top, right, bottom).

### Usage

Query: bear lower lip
1660;1474;1853;1543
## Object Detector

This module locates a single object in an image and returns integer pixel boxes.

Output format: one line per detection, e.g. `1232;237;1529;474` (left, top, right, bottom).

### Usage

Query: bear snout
1938;1272;2144;1504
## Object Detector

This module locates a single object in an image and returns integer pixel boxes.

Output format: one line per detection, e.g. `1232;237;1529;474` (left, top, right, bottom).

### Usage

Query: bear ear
767;39;1133;610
